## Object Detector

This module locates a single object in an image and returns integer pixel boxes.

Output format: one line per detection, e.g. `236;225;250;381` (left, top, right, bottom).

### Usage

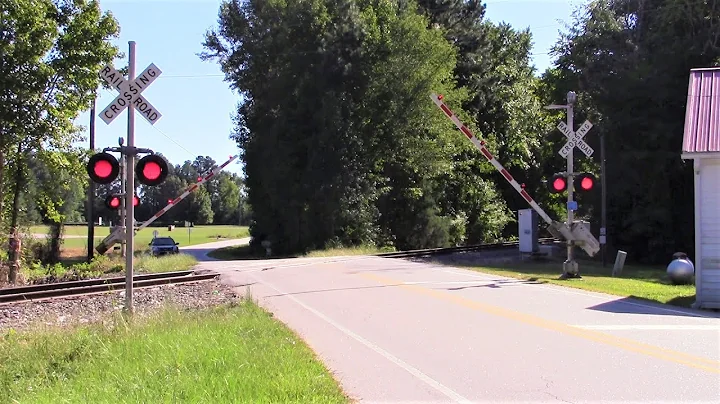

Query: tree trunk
8;143;24;283
48;221;63;265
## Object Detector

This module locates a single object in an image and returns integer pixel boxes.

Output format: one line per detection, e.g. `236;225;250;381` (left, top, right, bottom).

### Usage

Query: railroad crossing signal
86;152;168;187
105;194;139;210
547;172;596;194
558;120;594;158
98;63;163;125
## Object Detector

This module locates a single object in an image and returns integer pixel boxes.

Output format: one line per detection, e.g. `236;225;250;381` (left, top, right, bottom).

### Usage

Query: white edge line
246;272;473;404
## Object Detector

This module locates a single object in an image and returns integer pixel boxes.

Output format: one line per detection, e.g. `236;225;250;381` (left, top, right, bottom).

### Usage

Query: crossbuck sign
557;120;594;158
98;63;163;125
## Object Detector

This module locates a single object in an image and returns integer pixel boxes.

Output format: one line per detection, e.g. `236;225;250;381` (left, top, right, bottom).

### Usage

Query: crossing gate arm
430;93;555;225
135;154;239;232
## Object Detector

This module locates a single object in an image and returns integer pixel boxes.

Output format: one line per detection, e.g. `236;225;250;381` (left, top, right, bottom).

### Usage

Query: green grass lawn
451;257;697;308
0;299;349;403
207;243;395;260
26;225;249;257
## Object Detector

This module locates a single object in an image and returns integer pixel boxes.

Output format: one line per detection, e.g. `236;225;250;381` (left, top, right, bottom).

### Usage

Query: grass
19;253;199;284
28;225;250;251
451;257;697;308
0;299;349;403
207;243;395;260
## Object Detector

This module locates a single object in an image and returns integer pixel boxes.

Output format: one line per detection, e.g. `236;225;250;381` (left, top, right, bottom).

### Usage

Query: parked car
149;236;179;256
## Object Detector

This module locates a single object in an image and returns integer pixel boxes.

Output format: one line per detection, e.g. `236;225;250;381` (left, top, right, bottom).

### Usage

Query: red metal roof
683;67;720;153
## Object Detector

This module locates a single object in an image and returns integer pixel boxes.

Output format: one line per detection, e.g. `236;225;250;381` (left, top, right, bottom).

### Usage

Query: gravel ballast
0;279;242;332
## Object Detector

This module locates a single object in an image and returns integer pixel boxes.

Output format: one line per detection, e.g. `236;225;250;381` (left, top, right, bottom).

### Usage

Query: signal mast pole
119;137;126;258
564;92;577;279
124;41;136;314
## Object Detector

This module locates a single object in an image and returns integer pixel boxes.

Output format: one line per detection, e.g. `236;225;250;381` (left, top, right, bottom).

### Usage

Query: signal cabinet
518;209;539;253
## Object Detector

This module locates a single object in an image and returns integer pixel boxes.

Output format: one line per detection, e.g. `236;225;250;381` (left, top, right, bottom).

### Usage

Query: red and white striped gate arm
135;154;239;232
430;93;553;225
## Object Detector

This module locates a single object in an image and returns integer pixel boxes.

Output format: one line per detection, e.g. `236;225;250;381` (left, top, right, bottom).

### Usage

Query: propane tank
667;252;695;285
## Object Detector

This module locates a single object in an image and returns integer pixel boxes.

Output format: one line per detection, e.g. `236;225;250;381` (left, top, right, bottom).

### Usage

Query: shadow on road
445;278;545;291
264;283;402;298
585;296;720;318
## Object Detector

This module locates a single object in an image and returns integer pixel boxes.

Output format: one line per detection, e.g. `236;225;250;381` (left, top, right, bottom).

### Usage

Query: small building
681;67;720;310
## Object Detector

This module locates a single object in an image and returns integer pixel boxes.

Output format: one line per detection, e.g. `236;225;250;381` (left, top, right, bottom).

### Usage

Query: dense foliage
200;0;720;263
2;0;719;275
0;0;120;278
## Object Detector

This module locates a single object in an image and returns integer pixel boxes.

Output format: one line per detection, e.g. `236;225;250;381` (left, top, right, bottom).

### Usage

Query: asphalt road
196;253;720;404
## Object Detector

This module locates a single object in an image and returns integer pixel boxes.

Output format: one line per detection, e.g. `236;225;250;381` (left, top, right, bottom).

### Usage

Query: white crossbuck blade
98;63;163;125
558;120;594;158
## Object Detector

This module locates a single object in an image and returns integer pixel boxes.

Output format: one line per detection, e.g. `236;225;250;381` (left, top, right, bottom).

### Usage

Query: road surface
196;253;720;404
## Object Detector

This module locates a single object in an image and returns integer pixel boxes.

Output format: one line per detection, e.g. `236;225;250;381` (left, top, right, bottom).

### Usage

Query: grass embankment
207;243;394;260
0;299;349;403
457;258;696;308
19;253;198;284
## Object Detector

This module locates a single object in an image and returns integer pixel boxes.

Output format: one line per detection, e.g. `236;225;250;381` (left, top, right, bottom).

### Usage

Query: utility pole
600;132;607;267
86;97;96;263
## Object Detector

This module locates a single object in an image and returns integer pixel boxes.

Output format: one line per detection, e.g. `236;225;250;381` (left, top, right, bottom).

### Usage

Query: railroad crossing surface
197;254;720;404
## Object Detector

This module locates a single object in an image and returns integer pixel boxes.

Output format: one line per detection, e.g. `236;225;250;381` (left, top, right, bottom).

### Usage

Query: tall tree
201;0;469;254
0;0;120;281
550;0;720;263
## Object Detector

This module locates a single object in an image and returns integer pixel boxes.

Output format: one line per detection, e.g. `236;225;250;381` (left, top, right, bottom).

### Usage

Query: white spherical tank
667;255;695;285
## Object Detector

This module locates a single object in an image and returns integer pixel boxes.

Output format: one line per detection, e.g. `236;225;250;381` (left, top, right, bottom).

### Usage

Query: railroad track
0;270;219;305
376;237;558;259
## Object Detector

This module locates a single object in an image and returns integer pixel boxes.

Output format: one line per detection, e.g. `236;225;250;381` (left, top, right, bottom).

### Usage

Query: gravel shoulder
0;279;242;332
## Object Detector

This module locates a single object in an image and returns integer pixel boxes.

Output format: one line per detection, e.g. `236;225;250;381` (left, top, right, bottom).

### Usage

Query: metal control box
518;209;539;253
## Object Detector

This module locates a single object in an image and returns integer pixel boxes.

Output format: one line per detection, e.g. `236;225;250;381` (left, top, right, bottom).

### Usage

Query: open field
0;299;349;403
207;243;395;260
28;225;249;253
449;257;697;308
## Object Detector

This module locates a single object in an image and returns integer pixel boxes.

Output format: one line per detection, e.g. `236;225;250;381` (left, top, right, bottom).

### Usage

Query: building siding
699;161;720;306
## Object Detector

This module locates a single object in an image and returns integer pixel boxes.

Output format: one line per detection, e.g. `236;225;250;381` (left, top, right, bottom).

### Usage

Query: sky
74;0;582;178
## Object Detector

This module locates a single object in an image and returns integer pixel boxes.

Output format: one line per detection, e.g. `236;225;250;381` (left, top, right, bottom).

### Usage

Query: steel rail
376;238;558;259
0;271;218;305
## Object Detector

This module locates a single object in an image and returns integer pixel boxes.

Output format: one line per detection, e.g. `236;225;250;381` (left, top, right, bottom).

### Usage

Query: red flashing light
438;94;444;100
136;154;168;186
142;161;162;181
575;173;596;193
133;195;140;206
87;153;120;184
549;174;567;194
105;194;121;210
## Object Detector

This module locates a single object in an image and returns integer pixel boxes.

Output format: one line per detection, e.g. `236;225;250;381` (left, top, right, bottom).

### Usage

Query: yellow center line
358;272;720;375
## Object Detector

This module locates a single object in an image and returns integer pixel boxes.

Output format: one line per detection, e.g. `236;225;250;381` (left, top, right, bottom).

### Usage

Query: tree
201;0;466;254
417;1;558;242
549;0;720;263
0;0;120;281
